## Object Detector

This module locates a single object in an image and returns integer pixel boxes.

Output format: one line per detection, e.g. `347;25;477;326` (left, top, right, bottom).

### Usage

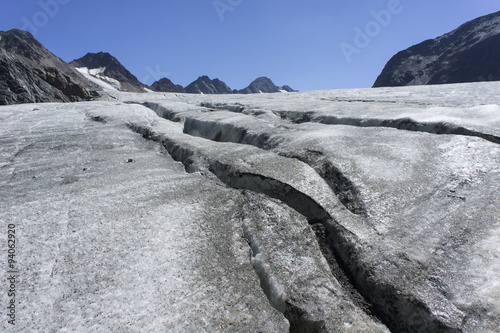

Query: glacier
1;82;499;332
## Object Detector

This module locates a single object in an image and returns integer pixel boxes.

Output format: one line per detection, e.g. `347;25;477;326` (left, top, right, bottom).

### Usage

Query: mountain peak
238;76;295;94
0;29;50;61
71;52;121;70
150;78;186;93
253;76;273;82
71;52;145;92
0;29;97;105
374;10;500;87
185;76;233;94
0;29;36;41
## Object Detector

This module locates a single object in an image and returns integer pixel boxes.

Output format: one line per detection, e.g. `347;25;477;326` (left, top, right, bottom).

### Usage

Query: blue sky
1;0;499;91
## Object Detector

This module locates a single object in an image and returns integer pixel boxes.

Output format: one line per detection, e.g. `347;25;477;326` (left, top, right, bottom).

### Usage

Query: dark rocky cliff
0;29;97;105
374;11;500;87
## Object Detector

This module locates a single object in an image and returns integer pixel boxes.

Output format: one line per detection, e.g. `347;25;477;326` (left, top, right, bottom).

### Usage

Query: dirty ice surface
1;81;499;332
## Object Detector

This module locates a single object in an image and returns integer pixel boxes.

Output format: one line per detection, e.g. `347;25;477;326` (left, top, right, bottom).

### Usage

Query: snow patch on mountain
76;67;121;91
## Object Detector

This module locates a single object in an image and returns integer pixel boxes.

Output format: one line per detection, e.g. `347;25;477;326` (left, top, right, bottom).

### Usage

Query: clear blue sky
1;0;499;91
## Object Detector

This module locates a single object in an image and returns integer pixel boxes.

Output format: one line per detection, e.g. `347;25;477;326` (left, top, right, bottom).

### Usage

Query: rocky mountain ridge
158;75;296;95
70;52;147;93
184;75;233;94
69;54;296;95
0;29;98;105
0;29;296;104
237;76;297;94
150;78;186;93
374;11;500;87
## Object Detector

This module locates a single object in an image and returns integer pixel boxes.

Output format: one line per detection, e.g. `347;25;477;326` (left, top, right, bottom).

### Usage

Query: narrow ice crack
126;121;388;332
178;101;500;145
276;112;500;145
117;102;469;332
133;101;367;216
